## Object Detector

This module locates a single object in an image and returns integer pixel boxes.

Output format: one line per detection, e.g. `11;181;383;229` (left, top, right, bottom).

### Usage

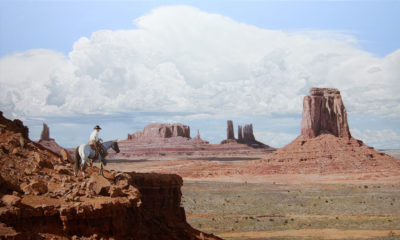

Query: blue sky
1;1;400;57
0;1;399;149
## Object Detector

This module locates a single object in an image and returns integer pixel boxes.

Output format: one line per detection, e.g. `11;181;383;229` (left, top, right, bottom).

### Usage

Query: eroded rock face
227;120;235;140
301;87;351;139
128;123;190;140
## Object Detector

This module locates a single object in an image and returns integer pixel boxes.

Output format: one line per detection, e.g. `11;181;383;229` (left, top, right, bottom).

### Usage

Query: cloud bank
352;129;400;150
1;5;400;119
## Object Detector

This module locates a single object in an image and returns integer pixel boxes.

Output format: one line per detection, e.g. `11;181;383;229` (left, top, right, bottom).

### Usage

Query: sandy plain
106;151;400;240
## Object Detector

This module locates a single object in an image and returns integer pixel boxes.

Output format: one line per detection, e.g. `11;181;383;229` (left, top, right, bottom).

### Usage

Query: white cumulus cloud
1;5;400;119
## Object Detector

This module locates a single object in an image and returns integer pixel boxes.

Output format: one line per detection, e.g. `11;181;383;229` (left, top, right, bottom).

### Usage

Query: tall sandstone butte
227;120;235;140
238;125;243;141
243;124;256;143
301;87;351;139
39;123;51;141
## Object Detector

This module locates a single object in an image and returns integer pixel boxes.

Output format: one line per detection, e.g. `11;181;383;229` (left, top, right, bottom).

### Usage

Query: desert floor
106;151;400;240
182;181;400;240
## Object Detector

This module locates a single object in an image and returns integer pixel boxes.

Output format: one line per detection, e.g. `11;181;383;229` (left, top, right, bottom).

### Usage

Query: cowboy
89;125;104;161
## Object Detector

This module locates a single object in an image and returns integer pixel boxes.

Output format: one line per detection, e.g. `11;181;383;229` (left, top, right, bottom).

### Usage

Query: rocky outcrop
221;121;274;150
238;125;243;141
227;120;235;140
0;112;28;139
301;87;351;139
40;123;51;141
128;123;190;140
243;124;256;143
36;123;72;162
0;114;220;240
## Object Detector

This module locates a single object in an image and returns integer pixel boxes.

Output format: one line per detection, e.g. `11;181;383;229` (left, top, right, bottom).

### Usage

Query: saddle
89;141;107;164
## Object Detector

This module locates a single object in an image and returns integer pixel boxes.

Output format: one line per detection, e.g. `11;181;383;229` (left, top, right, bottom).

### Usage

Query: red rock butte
252;87;400;176
301;87;351;139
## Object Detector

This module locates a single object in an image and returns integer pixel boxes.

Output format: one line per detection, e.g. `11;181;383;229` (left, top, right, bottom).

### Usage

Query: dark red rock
301;87;351;139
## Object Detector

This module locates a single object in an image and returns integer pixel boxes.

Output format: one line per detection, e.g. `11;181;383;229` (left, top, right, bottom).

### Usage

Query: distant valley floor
181;181;400;240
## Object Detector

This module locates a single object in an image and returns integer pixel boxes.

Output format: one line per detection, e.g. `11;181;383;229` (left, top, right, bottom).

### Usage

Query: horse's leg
74;146;81;177
81;157;87;178
100;163;104;177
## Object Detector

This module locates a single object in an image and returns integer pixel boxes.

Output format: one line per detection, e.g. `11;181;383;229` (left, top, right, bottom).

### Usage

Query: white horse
74;140;120;178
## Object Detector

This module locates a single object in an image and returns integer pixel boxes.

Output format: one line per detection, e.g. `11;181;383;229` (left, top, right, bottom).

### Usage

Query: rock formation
40;123;51;141
195;130;201;139
243;124;256;143
238;125;243;142
0;112;220;239
301;87;351;139
227;120;235;140
128;123;190;140
220;121;274;150
252;87;400;175
36;123;72;162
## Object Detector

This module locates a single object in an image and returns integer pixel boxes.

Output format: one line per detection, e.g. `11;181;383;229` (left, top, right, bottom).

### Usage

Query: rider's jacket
89;130;100;144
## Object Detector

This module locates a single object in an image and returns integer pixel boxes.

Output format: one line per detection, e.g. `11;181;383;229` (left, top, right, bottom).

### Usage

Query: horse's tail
74;146;81;174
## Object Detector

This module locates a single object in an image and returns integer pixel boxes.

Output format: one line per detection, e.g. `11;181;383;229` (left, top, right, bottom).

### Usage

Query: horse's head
112;140;120;153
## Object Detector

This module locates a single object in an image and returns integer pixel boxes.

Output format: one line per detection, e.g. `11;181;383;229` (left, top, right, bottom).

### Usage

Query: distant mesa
125;123;209;145
128;123;191;140
301;87;351;139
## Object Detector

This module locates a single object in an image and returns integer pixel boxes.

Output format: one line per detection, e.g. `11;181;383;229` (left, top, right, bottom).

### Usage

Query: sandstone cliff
301;87;351;138
0;112;220;240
